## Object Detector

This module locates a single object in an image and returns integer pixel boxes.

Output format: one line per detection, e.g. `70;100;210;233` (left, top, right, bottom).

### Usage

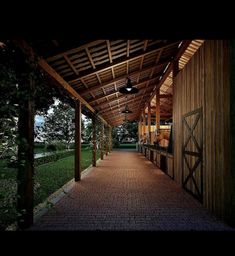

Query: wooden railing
138;144;174;179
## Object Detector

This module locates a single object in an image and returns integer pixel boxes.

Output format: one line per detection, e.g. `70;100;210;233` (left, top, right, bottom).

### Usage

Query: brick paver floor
30;150;234;231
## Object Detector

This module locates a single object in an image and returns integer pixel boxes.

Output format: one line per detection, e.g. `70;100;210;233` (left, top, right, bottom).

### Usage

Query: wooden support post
229;40;235;226
108;126;112;152
143;111;146;135
141;115;143;138
138;121;141;141
100;123;104;160
108;126;110;153
111;127;113;151
17;75;34;229
92;116;97;167
105;126;108;156
156;88;160;130
75;100;81;181
148;103;151;143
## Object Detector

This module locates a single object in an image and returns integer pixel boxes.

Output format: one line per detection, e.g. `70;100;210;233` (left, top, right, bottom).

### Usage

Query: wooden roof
28;39;204;126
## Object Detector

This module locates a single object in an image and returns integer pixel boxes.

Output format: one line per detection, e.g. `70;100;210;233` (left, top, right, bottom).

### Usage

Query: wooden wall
173;40;232;222
230;40;235;226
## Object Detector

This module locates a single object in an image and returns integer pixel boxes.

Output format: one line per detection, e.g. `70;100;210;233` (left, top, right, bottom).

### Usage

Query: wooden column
156;88;160;130
92;116;97;166
148;103;151;143
141;116;143;136
17;75;34;229
75;100;81;181
100;123;104;160
138;121;141;141
109;126;112;152
111;127;113;151
143;111;146;135
230;40;235;226
105;126;108;156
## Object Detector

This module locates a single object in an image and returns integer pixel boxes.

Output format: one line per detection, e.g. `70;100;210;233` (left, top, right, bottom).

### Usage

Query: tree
112;120;138;146
0;41;75;159
37;102;75;149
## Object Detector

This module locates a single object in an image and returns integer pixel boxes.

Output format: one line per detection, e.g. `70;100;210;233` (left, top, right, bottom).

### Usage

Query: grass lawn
34;148;96;206
0;147;101;230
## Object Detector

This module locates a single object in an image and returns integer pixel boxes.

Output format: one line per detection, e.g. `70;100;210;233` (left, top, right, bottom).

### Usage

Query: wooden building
4;39;235;228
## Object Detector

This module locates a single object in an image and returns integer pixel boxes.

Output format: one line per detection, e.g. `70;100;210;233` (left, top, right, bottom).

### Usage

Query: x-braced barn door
182;108;203;202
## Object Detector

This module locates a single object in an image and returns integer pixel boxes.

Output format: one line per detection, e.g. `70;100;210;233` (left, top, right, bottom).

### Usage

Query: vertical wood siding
173;40;231;221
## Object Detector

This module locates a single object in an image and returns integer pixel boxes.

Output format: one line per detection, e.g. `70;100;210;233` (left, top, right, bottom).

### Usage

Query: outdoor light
121;104;133;114
123;114;128;122
121;95;133;114
119;78;139;94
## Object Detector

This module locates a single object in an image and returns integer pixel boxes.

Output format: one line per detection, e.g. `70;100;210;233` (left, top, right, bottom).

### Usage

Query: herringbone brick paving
30;150;233;231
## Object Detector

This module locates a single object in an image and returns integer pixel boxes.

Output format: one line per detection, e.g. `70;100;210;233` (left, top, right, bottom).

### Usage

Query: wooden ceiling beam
12;39;109;127
98;86;154;118
88;75;160;105
142;40;192;111
106;112;140;123
95;86;153;109
99;94;144;114
98;87;152;115
127;40;130;57
143;40;148;51
79;61;167;96
68;40;180;83
156;48;163;64
46;40;106;62
63;54;78;75
111;67;115;79
102;102;145;118
107;40;113;64
39;59;110;122
85;48;96;69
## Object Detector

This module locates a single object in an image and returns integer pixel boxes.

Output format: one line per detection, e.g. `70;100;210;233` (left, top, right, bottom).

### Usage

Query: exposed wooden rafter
142;40;192;111
85;48;96;69
88;75;161;105
12;39;110;126
68;40;180;83
63;54;78;75
79;61;167;96
106;40;113;63
47;40;106;62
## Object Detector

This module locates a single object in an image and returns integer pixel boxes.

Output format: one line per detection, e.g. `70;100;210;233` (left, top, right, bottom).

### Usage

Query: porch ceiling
29;39;204;126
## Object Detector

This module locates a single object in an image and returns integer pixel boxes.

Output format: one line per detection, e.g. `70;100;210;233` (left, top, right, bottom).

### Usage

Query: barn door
182;108;203;202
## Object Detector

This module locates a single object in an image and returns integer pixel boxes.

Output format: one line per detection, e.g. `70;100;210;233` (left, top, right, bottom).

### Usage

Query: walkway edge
5;158;103;231
33;159;101;223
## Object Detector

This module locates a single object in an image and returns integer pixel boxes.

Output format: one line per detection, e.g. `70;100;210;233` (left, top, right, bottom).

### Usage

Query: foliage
82;116;92;143
46;144;57;151
36;102;75;149
0;41;74;163
34;150;75;166
112;121;138;147
118;143;136;149
0;146;100;230
0;118;18;160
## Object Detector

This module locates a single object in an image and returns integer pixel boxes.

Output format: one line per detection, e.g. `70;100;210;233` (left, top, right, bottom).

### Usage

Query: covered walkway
30;151;232;231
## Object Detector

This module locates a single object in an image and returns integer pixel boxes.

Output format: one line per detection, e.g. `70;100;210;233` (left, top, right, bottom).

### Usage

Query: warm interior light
121;104;133;114
119;77;139;94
